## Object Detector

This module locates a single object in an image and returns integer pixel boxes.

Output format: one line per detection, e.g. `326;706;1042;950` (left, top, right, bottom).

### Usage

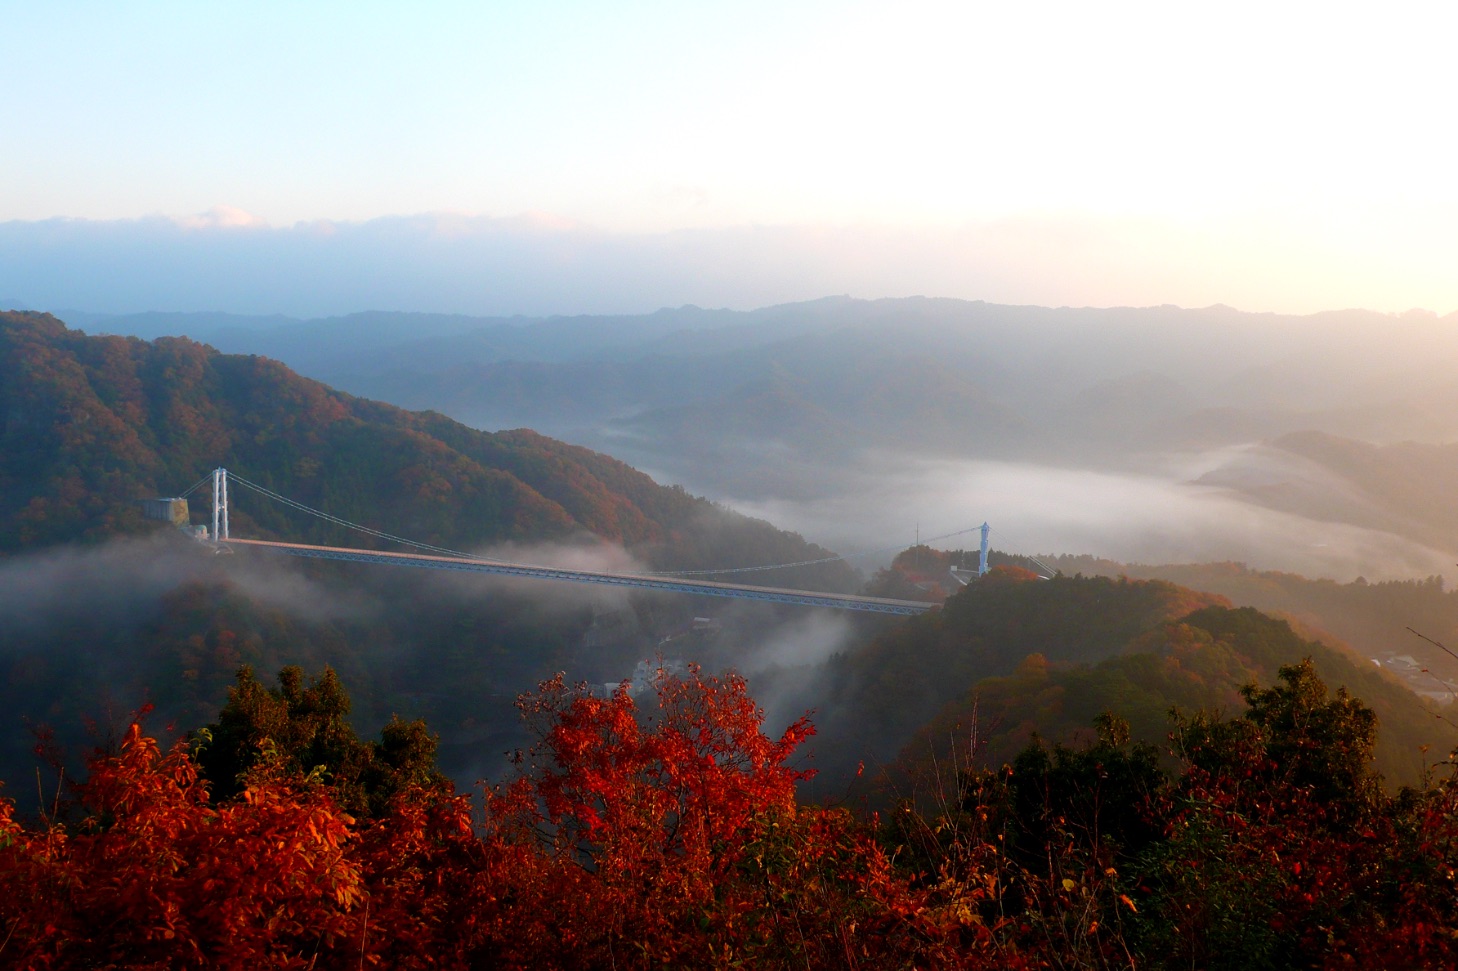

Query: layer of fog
0;527;845;682
0;533;374;642
465;537;647;576
720;449;1456;585
441;539;864;755
0;524;874;813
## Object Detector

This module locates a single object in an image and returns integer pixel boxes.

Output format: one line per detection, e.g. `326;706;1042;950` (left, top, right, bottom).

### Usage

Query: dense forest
4;656;1458;968
800;566;1452;796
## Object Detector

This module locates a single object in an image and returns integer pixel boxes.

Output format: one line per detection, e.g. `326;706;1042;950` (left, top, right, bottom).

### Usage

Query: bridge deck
220;538;940;616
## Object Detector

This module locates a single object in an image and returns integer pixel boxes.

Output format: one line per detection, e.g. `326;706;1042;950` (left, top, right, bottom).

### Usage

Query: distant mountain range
54;298;1458;570
61;299;1458;459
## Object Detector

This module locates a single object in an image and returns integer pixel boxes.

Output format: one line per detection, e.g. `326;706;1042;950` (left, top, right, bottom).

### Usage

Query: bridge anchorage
153;468;1008;616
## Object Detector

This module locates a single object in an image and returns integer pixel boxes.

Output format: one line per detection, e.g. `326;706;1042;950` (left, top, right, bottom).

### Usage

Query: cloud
735;611;854;674
470;537;646;575
720;450;1457;585
172;206;269;230
0;533;373;643
2;210;1454;319
372;537;657;624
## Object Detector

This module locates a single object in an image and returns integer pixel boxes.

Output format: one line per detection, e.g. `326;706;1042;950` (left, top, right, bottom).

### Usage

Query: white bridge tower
211;468;229;541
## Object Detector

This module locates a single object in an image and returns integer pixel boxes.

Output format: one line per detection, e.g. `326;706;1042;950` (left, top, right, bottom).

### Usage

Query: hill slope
801;570;1449;792
0;310;877;805
0;310;855;589
808;571;1225;780
1044;555;1458;694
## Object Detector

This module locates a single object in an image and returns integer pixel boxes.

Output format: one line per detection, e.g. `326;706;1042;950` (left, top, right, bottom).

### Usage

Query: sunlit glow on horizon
4;1;1457;314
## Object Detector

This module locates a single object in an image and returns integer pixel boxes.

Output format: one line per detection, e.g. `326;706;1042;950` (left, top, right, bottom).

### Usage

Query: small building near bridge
139;497;190;527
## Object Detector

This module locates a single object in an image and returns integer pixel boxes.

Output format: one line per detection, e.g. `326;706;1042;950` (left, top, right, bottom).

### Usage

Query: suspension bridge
156;469;1002;617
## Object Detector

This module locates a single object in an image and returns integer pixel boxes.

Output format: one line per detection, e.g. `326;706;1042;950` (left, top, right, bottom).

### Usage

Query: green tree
1241;657;1380;809
196;665;446;819
1175;657;1381;817
1133;660;1386;968
1004;712;1166;864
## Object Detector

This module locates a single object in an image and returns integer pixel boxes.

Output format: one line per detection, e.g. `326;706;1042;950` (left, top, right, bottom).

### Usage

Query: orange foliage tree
0;723;364;969
482;664;1026;968
0;666;1033;969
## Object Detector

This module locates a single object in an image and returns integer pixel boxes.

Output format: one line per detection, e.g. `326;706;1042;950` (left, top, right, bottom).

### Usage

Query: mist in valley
720;449;1457;586
69;298;1458;587
0;524;885;804
15;296;1458;781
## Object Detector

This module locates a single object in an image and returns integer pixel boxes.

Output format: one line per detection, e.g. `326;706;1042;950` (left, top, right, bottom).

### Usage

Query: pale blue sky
4;1;1457;315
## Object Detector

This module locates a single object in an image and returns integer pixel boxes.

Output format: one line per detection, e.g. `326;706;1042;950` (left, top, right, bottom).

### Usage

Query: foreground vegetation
3;657;1457;969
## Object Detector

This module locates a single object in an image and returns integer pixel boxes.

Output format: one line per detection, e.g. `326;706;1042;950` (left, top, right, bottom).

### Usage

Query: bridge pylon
211;468;229;541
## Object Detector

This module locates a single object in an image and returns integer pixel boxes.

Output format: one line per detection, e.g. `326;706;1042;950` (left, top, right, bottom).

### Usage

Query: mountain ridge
0;310;857;591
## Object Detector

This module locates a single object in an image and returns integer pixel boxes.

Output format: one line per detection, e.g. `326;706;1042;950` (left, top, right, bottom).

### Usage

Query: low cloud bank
4;210;1455;319
722;451;1456;585
0;533;373;642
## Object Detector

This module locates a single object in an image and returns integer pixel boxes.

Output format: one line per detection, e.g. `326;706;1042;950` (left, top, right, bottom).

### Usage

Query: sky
4;1;1456;317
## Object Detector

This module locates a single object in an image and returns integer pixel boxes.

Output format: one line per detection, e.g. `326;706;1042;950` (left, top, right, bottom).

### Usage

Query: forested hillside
809;571;1222;778
0;310;869;803
888;601;1449;792
0;310;854;588
1045;555;1458;691
7;657;1458;969
800;569;1451;793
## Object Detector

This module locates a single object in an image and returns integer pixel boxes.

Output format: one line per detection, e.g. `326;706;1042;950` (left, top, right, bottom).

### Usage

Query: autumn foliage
3;660;1458;968
0;666;1013;968
0;724;364;968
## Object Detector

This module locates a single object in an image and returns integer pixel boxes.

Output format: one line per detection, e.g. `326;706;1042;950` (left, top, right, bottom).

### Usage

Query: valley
7;301;1458;967
72;298;1458;580
10;6;1458;961
6;303;1458;804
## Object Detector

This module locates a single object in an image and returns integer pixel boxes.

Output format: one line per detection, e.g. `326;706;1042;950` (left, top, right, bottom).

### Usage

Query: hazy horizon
2;211;1455;321
7;3;1458;318
16;295;1458;587
8;1;1458;584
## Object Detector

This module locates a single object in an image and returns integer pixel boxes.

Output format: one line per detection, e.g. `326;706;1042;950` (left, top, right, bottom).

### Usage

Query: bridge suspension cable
205;468;997;579
191;469;940;615
222;471;485;560
177;472;215;499
645;524;992;577
196;467;1011;587
984;526;1059;579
